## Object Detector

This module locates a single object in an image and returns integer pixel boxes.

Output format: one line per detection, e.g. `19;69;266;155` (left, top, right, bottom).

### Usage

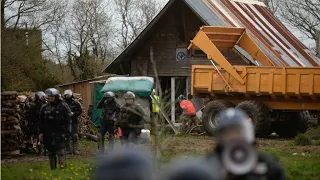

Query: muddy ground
2;136;319;163
2;135;320;180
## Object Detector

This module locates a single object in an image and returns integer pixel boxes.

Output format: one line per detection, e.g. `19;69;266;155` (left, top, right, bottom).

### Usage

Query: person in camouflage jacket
97;91;120;153
115;91;145;146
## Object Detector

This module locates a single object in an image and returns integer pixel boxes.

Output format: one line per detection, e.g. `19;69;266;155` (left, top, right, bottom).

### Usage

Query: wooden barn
104;0;320;122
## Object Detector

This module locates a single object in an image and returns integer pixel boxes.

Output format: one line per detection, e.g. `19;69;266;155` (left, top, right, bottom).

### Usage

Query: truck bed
192;65;320;99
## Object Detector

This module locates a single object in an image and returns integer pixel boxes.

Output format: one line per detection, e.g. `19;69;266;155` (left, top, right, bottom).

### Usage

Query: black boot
57;149;66;169
107;134;115;152
97;133;104;154
72;133;79;155
65;135;72;154
48;152;57;170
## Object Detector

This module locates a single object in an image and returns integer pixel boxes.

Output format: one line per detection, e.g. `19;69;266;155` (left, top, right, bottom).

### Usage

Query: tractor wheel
202;100;235;136
236;100;271;138
275;111;309;138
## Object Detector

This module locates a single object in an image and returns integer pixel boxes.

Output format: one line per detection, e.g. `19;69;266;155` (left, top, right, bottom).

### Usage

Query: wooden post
150;95;178;134
316;30;320;57
1;1;4;28
186;77;189;98
155;82;158;96
171;77;176;123
150;46;162;98
150;45;158;167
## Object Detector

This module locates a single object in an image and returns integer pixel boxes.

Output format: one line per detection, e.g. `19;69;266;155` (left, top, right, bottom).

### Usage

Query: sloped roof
58;74;117;87
104;0;320;73
185;0;320;66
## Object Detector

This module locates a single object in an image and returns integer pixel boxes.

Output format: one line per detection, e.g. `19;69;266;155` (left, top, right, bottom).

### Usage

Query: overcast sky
4;0;316;51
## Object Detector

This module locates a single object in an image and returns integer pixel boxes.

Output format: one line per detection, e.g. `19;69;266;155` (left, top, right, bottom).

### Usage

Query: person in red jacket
178;95;199;134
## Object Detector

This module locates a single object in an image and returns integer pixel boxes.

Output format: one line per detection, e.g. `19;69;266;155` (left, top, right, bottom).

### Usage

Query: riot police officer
115;91;145;146
97;91;120;153
39;88;72;170
27;91;47;154
205;108;285;180
63;90;82;155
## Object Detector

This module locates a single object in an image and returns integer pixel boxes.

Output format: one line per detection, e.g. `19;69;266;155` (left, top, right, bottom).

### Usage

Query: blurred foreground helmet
103;91;115;98
177;94;185;101
161;158;218;180
35;91;46;101
93;148;153;180
216;108;254;144
63;89;73;96
123;91;135;100
45;88;60;97
217;108;257;176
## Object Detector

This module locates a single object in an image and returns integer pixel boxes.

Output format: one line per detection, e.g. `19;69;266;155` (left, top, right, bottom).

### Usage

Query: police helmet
123;91;135;100
45;88;60;97
64;89;73;96
177;94;185;101
35;91;46;100
103;91;115;98
94;148;153;180
217;108;254;144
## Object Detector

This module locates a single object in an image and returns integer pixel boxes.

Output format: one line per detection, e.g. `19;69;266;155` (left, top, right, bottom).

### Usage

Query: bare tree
113;0;163;50
262;0;281;14
56;0;114;80
266;0;320;43
3;0;65;29
284;0;319;41
2;0;166;82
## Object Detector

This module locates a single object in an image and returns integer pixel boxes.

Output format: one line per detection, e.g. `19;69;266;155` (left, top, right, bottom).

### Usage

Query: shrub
294;134;312;146
304;126;320;140
313;140;320;146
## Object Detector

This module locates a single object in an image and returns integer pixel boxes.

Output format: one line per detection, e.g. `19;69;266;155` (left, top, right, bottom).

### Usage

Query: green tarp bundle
91;77;154;127
101;77;154;97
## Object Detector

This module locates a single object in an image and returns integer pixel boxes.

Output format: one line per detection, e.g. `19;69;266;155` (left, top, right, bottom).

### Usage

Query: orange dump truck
188;26;320;138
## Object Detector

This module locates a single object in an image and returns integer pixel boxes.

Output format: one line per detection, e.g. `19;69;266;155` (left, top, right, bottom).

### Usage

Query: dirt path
1;140;98;164
1;150;96;164
1;140;138;164
2;137;319;164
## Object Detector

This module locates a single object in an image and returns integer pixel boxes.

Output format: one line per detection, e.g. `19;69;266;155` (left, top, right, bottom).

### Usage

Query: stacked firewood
1;91;31;155
72;93;95;137
1;91;94;155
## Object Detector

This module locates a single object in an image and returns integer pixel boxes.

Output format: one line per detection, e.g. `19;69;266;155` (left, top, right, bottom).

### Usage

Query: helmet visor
217;121;254;145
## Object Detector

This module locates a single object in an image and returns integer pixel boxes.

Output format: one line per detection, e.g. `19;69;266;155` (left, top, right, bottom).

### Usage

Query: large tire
299;111;310;132
202;100;235;136
274;111;309;138
236;100;271;138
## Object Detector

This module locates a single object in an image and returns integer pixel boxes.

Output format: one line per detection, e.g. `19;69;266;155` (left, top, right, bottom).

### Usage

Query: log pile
1;91;31;155
1;91;95;155
72;93;95;137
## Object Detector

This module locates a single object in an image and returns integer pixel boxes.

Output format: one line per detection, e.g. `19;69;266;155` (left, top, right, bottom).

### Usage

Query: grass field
1;136;320;180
